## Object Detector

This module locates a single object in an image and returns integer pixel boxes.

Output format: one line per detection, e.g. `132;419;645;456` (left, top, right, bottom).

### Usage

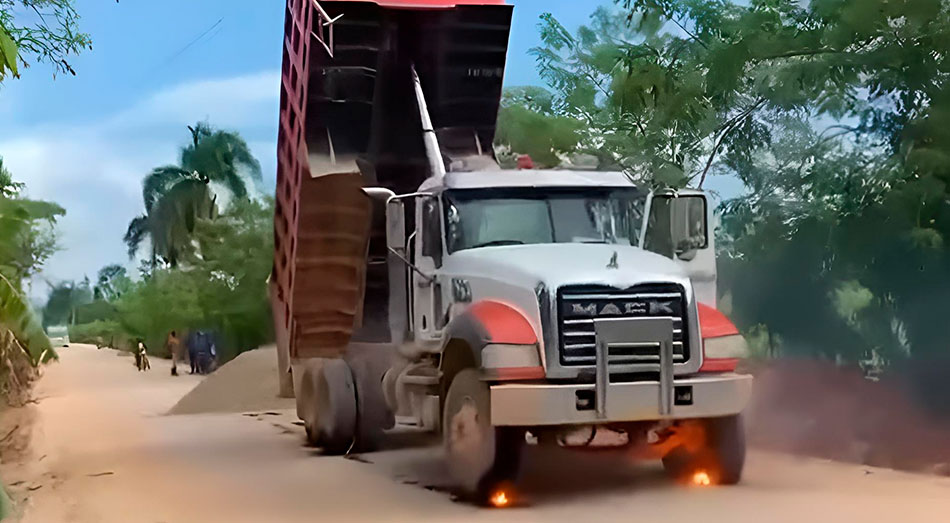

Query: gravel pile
169;345;294;415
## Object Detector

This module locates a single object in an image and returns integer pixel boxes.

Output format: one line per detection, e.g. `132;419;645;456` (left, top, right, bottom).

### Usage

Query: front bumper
489;373;753;427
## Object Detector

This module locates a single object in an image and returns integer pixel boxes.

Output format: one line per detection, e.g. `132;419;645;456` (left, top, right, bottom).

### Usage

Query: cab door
641;191;717;307
412;195;444;344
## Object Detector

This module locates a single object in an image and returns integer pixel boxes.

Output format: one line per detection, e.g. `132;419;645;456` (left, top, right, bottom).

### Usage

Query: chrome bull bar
593;317;675;419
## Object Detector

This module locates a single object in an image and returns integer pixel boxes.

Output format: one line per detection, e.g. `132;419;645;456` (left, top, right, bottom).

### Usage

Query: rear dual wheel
300;359;357;454
298;358;390;454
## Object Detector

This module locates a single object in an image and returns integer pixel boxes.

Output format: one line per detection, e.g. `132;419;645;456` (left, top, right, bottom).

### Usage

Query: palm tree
42;279;93;327
124;123;262;266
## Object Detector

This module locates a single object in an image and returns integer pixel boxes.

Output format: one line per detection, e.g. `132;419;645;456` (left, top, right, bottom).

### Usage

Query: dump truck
271;0;753;501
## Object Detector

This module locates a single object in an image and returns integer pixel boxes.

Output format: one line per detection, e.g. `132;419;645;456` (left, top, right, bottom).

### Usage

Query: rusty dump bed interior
272;0;512;360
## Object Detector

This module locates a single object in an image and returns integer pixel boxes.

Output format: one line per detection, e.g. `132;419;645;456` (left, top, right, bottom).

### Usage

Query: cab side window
421;197;443;266
644;197;674;258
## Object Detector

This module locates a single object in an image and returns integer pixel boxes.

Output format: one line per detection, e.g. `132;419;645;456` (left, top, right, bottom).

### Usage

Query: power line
134;17;225;86
160;17;225;67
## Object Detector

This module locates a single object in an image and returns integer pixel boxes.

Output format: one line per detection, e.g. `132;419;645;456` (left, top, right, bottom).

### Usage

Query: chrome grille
557;284;689;367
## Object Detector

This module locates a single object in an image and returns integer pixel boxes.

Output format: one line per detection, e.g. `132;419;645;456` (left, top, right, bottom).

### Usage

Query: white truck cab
359;169;754;498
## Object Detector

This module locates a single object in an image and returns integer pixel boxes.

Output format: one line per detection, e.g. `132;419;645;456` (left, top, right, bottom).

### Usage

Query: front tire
442;369;523;502
662;415;746;485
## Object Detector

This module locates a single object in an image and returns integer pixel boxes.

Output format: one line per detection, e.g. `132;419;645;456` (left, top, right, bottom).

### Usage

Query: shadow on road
357;433;674;507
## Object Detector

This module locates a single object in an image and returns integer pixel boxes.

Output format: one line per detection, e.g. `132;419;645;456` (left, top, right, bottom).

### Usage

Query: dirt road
3;344;950;522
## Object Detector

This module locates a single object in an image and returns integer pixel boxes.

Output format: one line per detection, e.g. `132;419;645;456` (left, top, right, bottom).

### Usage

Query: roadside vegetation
58;123;273;364
1;0;88;410
0;158;62;404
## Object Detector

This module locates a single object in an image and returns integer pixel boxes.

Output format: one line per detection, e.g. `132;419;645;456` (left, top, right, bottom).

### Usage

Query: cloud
109;71;281;132
0;70;280;299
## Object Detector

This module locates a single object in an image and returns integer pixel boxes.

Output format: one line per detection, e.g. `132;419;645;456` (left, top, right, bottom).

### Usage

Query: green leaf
0;273;55;366
0;27;18;78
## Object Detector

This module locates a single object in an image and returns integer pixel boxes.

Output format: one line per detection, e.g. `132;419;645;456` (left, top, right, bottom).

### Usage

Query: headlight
482;343;542;369
703;334;749;359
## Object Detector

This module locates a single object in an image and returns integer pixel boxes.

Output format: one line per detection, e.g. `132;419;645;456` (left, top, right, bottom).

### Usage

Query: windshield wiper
472;240;526;249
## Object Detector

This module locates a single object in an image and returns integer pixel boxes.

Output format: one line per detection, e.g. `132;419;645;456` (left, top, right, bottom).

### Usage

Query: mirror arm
389;247;435;285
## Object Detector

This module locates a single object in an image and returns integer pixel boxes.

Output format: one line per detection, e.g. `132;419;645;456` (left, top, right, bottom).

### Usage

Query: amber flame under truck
271;0;753;502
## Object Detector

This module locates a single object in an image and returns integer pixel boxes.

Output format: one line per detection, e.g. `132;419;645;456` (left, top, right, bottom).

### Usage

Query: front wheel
662;415;746;485
443;369;523;502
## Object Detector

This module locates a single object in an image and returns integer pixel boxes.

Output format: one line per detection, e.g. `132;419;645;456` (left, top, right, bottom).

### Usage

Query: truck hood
442;243;690;291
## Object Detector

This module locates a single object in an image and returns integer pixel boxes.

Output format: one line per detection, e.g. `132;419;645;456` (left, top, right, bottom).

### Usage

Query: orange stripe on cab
698;303;741;373
466;301;538;345
698;303;739;339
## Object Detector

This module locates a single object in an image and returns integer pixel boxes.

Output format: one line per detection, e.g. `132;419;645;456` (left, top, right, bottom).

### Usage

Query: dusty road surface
3;344;950;522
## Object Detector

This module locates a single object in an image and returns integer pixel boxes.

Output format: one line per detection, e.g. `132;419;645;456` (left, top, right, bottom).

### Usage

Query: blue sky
0;0;740;297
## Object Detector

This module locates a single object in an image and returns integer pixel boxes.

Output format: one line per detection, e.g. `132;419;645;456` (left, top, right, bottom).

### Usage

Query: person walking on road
186;330;217;375
187;330;209;374
135;340;150;372
187;331;198;374
166;331;183;376
133;340;142;370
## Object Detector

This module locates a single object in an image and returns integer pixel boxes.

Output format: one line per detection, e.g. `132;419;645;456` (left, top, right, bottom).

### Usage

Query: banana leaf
0;273;56;366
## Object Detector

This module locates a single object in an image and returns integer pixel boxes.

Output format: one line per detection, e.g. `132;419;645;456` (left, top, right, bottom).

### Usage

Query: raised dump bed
270;0;512;385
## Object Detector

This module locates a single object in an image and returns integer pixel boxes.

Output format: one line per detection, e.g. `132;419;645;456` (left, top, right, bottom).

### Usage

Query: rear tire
662;415;746;485
442;369;523;502
298;359;357;454
350;356;394;452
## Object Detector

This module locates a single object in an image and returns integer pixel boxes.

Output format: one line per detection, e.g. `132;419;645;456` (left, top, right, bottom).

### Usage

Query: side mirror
386;199;406;253
670;196;707;261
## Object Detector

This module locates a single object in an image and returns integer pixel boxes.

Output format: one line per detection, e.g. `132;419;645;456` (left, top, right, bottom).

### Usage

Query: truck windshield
444;187;646;253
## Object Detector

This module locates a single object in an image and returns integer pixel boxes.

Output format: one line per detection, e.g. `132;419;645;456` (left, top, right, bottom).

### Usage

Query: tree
0;157;23;197
503;6;774;186
188;197;274;360
0;165;59;404
0;158;63;288
93;264;130;302
495;86;584;168
112;198;275;360
124;122;263;266
0;193;62;284
615;0;950;370
0;0;92;83
42;278;91;327
115;268;203;356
